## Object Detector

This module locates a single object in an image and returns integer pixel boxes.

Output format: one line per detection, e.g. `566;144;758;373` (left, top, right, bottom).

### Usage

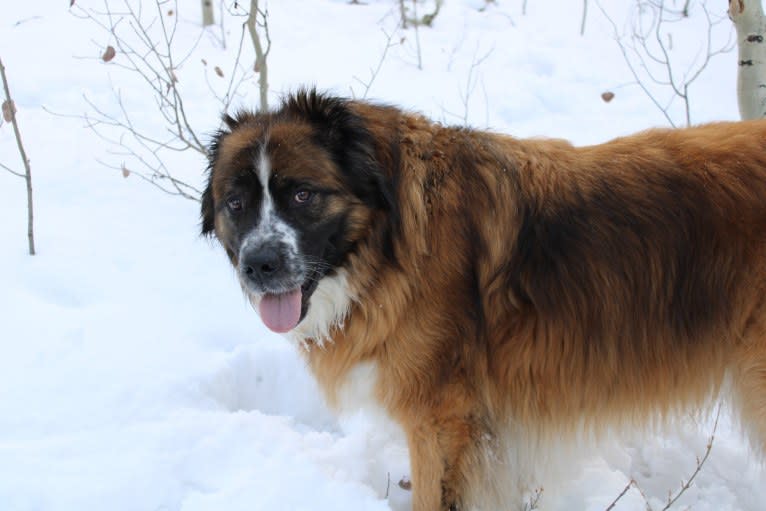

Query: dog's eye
227;196;243;212
293;189;313;204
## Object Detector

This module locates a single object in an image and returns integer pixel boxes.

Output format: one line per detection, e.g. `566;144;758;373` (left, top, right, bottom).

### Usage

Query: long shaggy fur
202;90;766;510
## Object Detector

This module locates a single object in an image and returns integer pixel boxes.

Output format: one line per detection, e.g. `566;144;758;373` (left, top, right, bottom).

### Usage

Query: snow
0;1;763;510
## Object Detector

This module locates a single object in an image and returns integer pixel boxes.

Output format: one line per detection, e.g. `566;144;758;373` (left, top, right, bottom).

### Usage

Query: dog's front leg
406;413;478;511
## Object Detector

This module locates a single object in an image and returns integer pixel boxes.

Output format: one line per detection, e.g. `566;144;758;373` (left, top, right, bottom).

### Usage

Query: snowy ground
0;1;764;510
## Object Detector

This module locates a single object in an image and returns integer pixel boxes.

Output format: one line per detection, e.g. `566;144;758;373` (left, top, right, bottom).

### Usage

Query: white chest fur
290;269;353;346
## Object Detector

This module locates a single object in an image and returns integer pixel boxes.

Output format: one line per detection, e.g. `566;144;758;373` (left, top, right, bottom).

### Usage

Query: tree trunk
399;0;408;28
729;0;766;119
0;57;35;255
202;0;214;27
247;0;269;112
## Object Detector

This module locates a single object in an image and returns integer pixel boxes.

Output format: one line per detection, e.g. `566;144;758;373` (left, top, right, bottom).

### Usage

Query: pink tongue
258;289;303;333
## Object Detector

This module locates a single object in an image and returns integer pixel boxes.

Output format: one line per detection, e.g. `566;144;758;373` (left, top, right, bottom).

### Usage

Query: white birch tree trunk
729;0;766;119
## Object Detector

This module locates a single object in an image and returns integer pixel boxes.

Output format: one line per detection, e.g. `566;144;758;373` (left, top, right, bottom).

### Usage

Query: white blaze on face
239;143;303;282
238;143;302;292
257;143;274;228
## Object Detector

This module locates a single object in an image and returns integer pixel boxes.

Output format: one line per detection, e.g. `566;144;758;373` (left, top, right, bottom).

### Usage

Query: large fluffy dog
201;90;766;510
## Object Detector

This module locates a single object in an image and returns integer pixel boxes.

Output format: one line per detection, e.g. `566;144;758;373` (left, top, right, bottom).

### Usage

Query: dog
201;89;766;510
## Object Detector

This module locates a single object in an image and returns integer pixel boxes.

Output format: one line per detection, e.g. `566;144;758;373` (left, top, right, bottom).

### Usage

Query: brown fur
206;95;766;510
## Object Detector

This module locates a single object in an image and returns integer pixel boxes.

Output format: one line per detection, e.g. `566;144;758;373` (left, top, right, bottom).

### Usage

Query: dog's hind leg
731;302;766;457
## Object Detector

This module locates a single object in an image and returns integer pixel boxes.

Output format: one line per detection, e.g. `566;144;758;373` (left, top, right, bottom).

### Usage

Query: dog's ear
282;88;399;262
200;177;215;236
200;125;226;236
283;88;396;213
222;110;258;130
222;113;239;131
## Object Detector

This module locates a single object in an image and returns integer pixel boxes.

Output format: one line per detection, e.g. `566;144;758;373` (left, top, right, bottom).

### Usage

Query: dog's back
473;122;766;437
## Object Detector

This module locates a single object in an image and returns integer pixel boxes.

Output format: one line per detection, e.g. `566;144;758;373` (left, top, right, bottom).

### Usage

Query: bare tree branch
66;0;268;202
597;0;733;127
73;0;207;154
458;45;494;126
581;0;589;36
601;403;722;511
440;44;494;127
216;21;252;112
0;161;25;178
603;479;635;511
659;405;721;511
352;25;400;99
522;487;543;511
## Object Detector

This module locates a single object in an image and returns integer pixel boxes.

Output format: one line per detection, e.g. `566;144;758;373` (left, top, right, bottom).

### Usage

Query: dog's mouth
255;271;321;334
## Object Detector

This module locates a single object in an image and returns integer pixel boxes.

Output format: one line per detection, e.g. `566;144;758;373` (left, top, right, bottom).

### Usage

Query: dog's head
201;90;396;336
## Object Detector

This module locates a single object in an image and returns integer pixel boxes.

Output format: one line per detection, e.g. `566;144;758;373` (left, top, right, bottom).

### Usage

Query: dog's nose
242;246;283;279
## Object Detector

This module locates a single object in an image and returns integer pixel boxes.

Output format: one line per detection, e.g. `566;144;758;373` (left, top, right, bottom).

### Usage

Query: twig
660;404;721;511
352;25;400;99
602;403;722;511
0;56;35;255
13;16;43;27
0;161;25;178
445;28;467;72
682;0;691;17
523;487;544;511
218;21;251;113
598;0;678;126
603;479;636;511
101;159;200;200
460;45;493;126
440;44;494;126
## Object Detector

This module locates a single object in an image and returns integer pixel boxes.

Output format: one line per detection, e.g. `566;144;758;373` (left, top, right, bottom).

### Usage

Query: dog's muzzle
239;241;302;294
